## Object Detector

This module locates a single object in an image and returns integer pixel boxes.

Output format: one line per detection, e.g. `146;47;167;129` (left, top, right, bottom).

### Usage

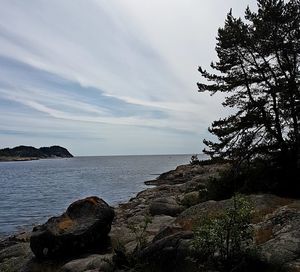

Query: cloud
0;0;258;155
0;55;214;134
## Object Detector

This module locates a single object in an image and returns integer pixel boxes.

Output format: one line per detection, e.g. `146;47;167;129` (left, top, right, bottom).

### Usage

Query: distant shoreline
0;156;73;162
0;156;39;162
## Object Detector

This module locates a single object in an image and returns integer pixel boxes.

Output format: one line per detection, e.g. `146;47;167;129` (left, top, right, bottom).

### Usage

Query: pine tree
198;0;300;168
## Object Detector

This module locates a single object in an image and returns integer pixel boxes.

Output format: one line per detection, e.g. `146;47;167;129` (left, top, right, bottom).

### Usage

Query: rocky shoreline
1;162;300;271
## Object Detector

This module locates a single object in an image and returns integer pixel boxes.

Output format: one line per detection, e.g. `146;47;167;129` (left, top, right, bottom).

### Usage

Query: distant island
0;145;73;162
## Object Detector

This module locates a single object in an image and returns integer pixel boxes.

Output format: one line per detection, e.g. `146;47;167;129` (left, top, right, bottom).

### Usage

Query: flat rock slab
30;196;114;259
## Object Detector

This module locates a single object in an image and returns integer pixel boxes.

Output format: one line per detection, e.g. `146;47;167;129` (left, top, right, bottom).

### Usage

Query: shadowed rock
138;231;195;272
149;197;185;217
30;196;114;259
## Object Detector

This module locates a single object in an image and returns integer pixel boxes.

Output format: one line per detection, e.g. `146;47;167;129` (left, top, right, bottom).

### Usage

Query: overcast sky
0;0;257;156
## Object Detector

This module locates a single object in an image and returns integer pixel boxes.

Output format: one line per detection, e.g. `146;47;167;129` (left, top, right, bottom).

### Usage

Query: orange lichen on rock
251;197;293;223
58;216;74;231
177;219;194;231
85;197;99;205
255;226;273;245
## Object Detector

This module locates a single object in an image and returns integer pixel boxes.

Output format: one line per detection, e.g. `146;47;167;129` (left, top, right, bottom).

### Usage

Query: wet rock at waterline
30;196;114;259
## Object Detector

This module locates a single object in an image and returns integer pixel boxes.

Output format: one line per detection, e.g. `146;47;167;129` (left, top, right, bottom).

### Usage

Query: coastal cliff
0;145;73;161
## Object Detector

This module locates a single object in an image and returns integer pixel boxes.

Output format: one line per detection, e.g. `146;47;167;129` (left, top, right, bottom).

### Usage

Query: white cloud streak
0;0;258;154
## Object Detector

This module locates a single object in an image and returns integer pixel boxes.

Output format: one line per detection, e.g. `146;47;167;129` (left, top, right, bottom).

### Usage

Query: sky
0;0;257;156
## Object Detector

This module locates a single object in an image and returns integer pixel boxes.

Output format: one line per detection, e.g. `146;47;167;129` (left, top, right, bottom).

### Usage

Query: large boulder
30;196;114;259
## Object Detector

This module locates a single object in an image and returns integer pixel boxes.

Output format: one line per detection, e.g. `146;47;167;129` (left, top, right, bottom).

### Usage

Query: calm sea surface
0;154;194;236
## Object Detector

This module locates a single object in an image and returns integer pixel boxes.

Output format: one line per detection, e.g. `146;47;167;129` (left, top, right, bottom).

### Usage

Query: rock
30;196;114;259
0;240;65;272
138;231;196;272
147;215;176;236
6;231;31;244
111;215;176;255
145;164;203;186
152;224;184;242
176;194;293;230
149;197;184;217
256;204;300;267
0;242;33;272
61;253;113;272
110;225;136;254
176;199;229;230
145;163;229;186
178;178;205;194
283;258;300;272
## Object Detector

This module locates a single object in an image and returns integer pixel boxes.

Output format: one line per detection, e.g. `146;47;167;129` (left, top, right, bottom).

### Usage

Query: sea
0;154;196;236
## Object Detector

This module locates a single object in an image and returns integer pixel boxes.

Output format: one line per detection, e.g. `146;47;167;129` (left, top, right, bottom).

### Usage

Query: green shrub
204;168;237;201
204;159;300;200
181;191;200;207
192;195;254;271
239;159;300;198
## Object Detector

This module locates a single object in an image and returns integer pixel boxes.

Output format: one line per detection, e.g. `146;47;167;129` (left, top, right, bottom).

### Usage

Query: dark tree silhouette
198;0;300;169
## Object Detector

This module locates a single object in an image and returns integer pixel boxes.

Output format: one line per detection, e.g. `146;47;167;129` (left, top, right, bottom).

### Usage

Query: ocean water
0;154;194;236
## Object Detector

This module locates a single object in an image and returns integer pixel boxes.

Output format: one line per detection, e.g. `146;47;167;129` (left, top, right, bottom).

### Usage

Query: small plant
128;215;152;252
112;216;153;271
192;195;253;271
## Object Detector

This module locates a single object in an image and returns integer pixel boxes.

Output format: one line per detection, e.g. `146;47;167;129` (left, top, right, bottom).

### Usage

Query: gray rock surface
256;203;300;268
0;242;32;272
61;253;113;272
